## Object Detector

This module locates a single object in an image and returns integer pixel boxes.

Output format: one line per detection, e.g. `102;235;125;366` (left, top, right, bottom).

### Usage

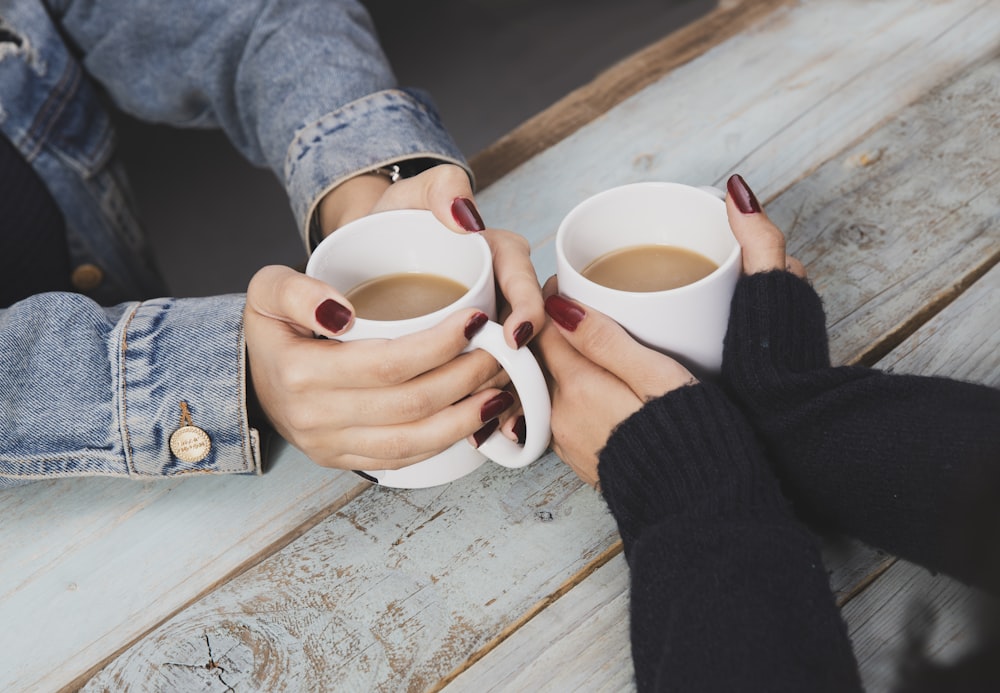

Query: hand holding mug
304;210;551;488
539;174;807;487
317;163;544;349
244;265;511;472
535;277;696;487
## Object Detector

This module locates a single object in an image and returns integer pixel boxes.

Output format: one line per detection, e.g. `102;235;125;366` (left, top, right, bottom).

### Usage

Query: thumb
725;174;787;274
374;163;485;234
246;265;355;338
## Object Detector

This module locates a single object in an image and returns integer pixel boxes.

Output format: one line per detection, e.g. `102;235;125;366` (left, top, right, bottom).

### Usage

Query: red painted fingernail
544;295;585;331
473;418;500;448
513;321;534;348
480;391;515;422
464;311;489;339
727;174;761;214
512;416;527;446
316;298;352;333
451;197;485;232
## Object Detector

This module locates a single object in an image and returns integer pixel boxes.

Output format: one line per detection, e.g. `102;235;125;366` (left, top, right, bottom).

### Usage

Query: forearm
0;293;260;484
598;385;860;691
50;0;469;239
722;271;1000;586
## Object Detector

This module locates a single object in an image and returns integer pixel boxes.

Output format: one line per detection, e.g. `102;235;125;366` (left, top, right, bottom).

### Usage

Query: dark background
115;0;715;296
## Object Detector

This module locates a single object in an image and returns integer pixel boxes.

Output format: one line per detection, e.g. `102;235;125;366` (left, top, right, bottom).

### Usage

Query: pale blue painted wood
4;0;998;690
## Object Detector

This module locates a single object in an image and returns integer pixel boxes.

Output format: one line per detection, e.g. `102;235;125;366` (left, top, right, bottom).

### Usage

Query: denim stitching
118;302;141;477
21;58;79;162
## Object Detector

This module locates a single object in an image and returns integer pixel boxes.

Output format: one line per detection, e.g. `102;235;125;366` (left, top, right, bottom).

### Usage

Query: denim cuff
283;88;470;247
119;295;261;478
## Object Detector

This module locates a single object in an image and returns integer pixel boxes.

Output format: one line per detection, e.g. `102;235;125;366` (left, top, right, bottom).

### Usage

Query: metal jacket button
169;425;212;463
71;264;104;292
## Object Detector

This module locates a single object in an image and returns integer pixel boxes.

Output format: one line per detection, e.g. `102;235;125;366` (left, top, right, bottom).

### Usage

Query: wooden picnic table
2;0;998;690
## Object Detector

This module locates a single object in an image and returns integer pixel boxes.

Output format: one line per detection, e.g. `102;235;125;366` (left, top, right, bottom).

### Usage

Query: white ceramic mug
306;209;551;488
555;182;741;374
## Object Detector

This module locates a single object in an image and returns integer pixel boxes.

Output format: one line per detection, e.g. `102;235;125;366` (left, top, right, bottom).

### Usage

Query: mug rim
555;181;741;298
306;209;494;330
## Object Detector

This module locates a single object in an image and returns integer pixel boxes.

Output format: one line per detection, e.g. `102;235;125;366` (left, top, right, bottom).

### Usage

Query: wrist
310;158;456;249
314;173;392;244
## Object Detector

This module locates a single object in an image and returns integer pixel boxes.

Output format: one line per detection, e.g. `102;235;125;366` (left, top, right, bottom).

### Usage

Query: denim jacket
0;0;468;486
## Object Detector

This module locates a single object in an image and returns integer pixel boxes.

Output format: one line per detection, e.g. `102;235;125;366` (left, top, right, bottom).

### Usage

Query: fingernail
473;418;500;448
513;321;534;348
480;391;515;422
464;311;489;339
316;298;352;333
727;174;761;214
512;415;526;446
451;197;485;232
544;295;585;331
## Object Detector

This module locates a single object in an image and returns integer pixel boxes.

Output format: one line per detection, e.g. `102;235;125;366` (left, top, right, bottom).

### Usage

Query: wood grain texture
83;461;614;692
475;0;999;285
468;0;793;188
11;1;998;691
0;443;369;693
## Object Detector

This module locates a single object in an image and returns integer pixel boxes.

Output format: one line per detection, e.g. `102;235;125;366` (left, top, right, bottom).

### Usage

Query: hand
725;174;807;278
318;164;544;349
533;277;696;487
244;265;515;470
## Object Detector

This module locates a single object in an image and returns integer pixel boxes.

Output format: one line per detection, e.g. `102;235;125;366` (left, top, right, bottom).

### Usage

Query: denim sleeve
47;0;469;240
0;292;261;486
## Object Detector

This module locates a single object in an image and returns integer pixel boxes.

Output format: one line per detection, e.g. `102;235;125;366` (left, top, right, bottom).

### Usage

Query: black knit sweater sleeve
722;271;1000;588
599;384;861;692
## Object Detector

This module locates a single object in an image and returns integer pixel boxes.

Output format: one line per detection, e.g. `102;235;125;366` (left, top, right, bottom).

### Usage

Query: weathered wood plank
468;0;793;188
0;444;369;693
477;0;999;285
82;461;614;692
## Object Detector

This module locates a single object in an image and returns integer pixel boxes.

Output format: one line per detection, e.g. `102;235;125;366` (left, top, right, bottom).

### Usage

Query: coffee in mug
580;244;719;293
555;182;741;374
346;272;468;320
306;210;552;489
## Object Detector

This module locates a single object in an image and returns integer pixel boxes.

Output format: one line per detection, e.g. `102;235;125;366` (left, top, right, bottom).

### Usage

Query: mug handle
465;321;552;468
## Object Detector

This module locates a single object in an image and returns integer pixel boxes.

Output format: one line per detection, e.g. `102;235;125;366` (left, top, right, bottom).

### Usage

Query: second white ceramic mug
555;182;741;374
306;209;551;488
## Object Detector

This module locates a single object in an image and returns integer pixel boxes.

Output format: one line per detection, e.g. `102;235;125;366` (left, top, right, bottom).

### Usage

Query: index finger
543;291;695;401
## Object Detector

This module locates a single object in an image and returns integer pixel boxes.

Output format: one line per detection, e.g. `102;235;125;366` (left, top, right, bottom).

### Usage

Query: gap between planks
849;248;1000;368
431;541;625;693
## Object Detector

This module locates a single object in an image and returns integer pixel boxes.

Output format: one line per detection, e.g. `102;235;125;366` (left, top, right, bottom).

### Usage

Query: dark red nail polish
473;418;500;448
727;174;761;214
512;415;526;446
544;295;585;331
464;311;489;340
451;197;485;232
480;391;515;422
513;321;534;348
316;298;352;333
